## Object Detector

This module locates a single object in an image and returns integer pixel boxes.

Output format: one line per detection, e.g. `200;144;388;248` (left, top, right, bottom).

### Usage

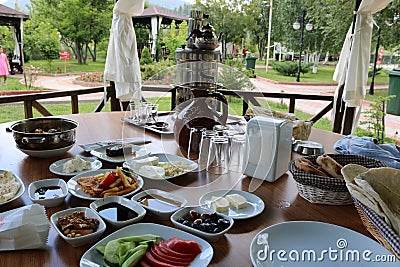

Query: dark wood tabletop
0;112;370;267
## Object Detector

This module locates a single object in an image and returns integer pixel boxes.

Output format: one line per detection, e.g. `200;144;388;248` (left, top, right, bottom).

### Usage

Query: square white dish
171;206;234;242
123;153;198;180
90;144;149;164
131;189;187;220
28;178;68;207
90;196;146;228
50;207;106;247
80;223;213;267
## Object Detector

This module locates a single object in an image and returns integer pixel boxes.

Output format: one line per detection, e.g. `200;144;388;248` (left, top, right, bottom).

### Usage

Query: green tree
30;0;113;64
161;20;187;60
24;20;61;61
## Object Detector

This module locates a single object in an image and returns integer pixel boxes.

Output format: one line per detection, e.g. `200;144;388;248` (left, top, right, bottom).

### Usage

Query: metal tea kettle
187;24;222;50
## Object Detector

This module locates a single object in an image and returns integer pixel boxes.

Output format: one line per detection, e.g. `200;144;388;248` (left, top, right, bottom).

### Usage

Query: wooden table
0;112;370;267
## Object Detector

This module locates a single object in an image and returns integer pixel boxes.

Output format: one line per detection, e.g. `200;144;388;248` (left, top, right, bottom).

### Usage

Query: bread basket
353;198;400;259
288;154;386;205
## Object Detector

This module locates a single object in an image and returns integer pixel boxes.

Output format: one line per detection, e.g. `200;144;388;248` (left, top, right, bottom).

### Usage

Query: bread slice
226;194;247;209
211;196;230;212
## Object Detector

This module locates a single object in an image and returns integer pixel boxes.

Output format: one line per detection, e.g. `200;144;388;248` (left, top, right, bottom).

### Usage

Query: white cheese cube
211;196;230;212
139;165;165;179
226;194;247;209
132;156;159;170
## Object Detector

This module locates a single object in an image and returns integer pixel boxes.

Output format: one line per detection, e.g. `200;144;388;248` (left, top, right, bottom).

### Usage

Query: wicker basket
288;154;386;205
354;198;400;259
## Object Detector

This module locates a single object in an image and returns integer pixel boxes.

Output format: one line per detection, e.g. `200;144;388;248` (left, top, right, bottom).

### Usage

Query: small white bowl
90;196;146;228
131;189;187;220
171;206;234;242
28;178;68;207
50;207;106;247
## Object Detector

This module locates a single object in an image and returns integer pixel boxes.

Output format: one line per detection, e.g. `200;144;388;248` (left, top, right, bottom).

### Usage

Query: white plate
49;157;102;176
199;190;265;220
250;221;398;267
67;169;143;201
123;153;198;180
90;144;149;164
80;223;213;267
0;170;25;206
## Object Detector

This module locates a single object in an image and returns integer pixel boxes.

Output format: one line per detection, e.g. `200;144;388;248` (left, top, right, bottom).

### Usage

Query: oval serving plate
67;169;143;201
80;223;213;267
49;157;102;176
0;169;25;206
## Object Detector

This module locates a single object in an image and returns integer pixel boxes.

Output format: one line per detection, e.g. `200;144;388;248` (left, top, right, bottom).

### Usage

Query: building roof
0;4;29;20
133;6;188;26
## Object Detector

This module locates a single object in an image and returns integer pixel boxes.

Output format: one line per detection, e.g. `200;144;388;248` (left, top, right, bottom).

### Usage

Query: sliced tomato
99;171;117;188
139;259;152;267
144;250;179;267
153;244;193;263
150;245;190;266
159;241;195;260
166;238;202;256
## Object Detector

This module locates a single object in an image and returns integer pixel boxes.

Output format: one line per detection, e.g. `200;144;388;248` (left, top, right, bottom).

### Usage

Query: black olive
182;220;190;226
177;217;185;223
204;218;212;224
218;218;230;227
210;213;219;222
194;218;202;225
200;213;211;220
213;227;223;233
189;210;199;220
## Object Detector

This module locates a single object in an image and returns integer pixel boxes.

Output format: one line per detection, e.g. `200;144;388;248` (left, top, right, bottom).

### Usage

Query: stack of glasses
187;125;246;174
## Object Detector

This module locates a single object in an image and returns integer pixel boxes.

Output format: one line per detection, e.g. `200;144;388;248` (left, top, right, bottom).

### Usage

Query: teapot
187;24;222;50
173;88;228;152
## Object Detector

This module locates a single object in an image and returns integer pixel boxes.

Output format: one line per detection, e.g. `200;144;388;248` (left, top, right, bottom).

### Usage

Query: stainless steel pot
10;118;78;150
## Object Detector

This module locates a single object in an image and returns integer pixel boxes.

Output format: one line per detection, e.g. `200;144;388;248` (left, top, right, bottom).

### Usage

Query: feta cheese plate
123;153;198;180
199;189;265;220
49;157;102;177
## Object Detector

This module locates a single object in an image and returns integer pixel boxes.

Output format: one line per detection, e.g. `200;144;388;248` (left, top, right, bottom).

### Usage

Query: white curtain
332;0;393;133
104;0;145;102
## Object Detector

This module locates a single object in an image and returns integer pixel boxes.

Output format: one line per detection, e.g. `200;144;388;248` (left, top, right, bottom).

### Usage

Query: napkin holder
243;116;293;182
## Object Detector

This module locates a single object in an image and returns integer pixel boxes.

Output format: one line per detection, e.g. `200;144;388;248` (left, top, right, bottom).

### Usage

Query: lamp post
265;0;273;73
293;10;313;82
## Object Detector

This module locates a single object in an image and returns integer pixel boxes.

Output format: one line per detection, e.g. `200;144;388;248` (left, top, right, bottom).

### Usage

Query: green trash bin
245;56;257;70
387;70;400;116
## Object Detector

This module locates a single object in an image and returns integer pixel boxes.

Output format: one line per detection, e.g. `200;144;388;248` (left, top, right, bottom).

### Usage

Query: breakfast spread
95;234;201;267
63;157;92;173
294;154;343;178
76;167;139;197
57;211;99;238
0;171;22;203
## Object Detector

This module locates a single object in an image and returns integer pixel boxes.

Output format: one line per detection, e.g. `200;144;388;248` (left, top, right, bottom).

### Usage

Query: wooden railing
0;83;334;125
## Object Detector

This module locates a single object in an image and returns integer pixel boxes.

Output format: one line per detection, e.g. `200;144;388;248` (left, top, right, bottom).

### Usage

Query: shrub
270;61;312;76
141;59;175;81
140;46;153;65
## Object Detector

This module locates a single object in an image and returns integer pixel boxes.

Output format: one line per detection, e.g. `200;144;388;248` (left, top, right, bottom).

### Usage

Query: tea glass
207;136;229;175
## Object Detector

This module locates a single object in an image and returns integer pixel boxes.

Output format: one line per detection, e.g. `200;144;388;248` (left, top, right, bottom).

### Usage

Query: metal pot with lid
10;117;78;150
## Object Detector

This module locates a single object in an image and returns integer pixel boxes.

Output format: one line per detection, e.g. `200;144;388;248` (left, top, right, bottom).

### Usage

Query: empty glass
187;127;206;161
207;136;229;175
198;130;215;171
147;103;159;123
229;134;246;172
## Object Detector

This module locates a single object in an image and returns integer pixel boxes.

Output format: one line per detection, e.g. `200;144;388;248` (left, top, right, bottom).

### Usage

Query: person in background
242;46;247;58
0;46;10;85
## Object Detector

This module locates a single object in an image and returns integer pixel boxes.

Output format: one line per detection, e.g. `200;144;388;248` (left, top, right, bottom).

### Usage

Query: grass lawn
26;59;106;74
254;64;390;84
